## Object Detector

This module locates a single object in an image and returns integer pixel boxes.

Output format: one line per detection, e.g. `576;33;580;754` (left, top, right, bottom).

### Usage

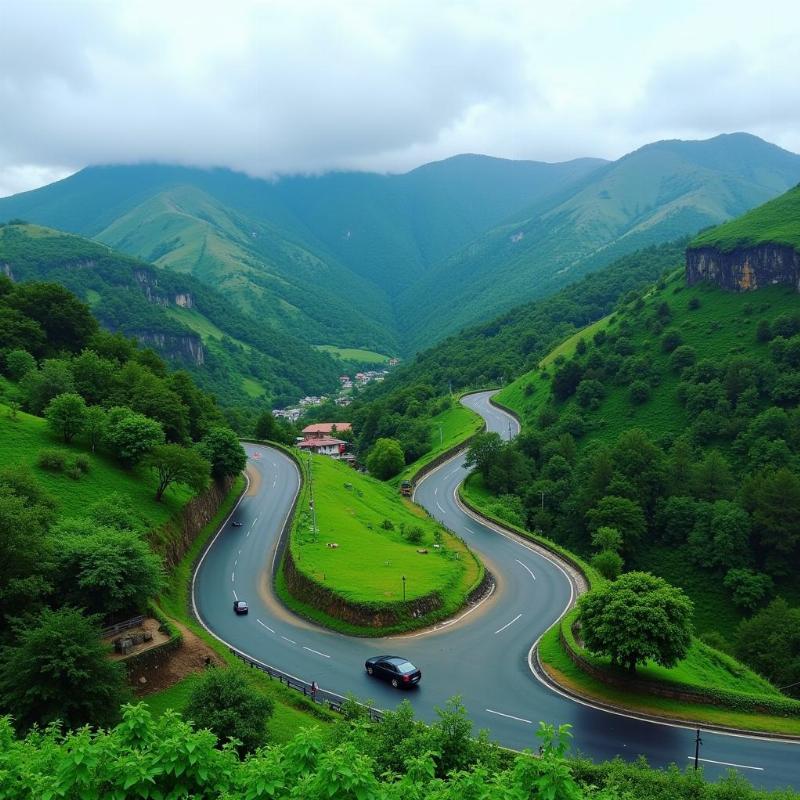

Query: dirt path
131;617;222;696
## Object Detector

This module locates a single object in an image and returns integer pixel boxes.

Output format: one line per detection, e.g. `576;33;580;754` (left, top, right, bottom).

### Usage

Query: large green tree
44;392;87;443
0;607;127;731
103;406;165;466
184;666;274;754
578;571;694;673
145;443;210;501
366;437;405;480
197;427;247;481
54;525;164;617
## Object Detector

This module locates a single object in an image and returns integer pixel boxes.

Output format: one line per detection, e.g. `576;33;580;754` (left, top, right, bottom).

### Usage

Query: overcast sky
1;0;798;197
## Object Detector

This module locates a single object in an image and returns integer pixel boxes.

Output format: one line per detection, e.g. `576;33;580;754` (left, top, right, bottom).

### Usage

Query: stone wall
152;476;234;571
686;244;800;292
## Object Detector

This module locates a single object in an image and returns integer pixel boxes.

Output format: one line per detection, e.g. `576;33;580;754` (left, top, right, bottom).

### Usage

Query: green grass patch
0;403;189;526
314;345;390;364
539;619;800;735
281;453;482;634
396;402;484;484
690;184;800;252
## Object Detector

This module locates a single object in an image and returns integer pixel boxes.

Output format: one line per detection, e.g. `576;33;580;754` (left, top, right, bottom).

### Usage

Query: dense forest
0;221;342;421
0;277;247;731
465;269;800;693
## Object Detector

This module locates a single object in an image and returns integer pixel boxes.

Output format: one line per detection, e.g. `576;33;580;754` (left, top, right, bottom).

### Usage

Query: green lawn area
396;402;484;484
539;621;800;735
280;453;482;634
0;403;190;527
241;377;266;398
314;345;390;364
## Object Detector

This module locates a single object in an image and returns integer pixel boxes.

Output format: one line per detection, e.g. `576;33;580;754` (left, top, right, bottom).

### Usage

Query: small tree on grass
145;444;210;501
591;549;623;580
45;392;87;443
366;437;405;480
0;607;128;731
578;571;693;673
83;405;106;452
4;349;35;380
104;407;164;466
185;666;274;754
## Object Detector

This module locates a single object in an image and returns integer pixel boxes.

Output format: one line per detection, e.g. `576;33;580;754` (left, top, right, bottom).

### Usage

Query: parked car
365;655;421;688
233;600;249;615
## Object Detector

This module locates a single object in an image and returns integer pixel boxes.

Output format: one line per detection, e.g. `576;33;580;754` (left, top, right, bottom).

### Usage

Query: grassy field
0;403;190;526
280;453;482;634
539;621;800;735
395;402;484;484
153;472;335;738
314;345;390;364
690;184;800;252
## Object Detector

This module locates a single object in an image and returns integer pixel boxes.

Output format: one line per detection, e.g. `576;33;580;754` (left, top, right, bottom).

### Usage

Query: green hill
3;135;797;359
0;222;341;411
690;182;800;252
399;134;800;349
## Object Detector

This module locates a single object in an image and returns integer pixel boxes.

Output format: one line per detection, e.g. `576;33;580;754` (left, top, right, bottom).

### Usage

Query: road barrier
228;645;383;722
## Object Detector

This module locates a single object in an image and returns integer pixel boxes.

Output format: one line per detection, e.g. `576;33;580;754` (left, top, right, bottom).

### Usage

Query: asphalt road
193;391;799;790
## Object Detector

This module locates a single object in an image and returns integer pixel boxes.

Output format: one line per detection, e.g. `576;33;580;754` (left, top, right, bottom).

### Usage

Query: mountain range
1;132;799;374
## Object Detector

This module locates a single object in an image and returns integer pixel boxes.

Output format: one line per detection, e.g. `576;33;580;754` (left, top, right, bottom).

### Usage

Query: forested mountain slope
399;133;800;349
0;222;340;411
3;134;797;358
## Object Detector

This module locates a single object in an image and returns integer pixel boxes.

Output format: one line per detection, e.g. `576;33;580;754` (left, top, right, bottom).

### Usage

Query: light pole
439;426;443;445
693;729;702;770
402;575;406;602
308;452;317;542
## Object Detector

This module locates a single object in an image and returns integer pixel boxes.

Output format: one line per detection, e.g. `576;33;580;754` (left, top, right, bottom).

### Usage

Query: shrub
37;448;68;471
404;525;424;545
687;297;701;310
381;519;394;530
629;380;650;405
73;454;91;474
591;549;623;580
660;330;683;353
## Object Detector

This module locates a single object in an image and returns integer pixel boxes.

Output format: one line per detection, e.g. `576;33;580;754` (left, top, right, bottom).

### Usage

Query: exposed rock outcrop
686;244;800;292
136;332;205;365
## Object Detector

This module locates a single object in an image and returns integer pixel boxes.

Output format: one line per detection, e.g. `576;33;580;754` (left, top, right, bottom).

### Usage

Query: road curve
193;391;799;790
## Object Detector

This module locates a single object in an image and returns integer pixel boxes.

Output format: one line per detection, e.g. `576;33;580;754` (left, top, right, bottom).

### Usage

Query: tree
578;572;693;673
723;568;773;611
0;607;127;731
44;392;87;443
197;427;247;481
366;437;405;480
585;495;646;550
145;444;210;501
591;549;623;580
629;380;650;405
71;348;116;405
552;360;583;401
184;666;274;754
575;379;605;410
54;525;164;617
735;598;800;693
464;432;504;476
4;348;35;380
83;405;107;452
591;526;622;553
669;345;696;372
20;358;75;414
103;406;165;466
254;410;279;441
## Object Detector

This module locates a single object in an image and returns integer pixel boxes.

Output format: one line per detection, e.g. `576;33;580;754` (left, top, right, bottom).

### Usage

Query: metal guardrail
101;615;145;638
229;647;383;722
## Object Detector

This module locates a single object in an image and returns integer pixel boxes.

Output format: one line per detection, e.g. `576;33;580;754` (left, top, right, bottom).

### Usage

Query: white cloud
0;0;798;195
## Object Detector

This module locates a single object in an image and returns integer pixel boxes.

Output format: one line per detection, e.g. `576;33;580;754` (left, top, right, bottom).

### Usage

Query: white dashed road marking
230;572;235;583
494;613;522;634
232;590;238;601
303;646;331;659
257;619;275;634
486;709;532;724
281;635;296;645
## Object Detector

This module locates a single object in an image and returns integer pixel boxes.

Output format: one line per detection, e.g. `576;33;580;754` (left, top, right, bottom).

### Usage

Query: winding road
193;391;799;790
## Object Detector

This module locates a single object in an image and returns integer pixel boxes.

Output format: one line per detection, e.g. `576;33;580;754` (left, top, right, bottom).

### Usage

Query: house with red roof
302;422;352;440
297;436;347;457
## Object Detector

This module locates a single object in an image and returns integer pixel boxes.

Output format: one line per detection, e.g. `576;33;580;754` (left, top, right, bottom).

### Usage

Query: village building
302;422;352;440
296;436;347;457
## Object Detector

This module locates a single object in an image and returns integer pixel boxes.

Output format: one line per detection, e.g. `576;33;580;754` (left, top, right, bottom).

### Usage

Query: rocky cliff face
137;332;205;365
133;269;194;308
686;245;800;292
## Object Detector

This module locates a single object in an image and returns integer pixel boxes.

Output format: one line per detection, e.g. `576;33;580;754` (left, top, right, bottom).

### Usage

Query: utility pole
540;490;545;511
439;425;443;445
402;575;406;601
308;451;317;543
694;729;702;771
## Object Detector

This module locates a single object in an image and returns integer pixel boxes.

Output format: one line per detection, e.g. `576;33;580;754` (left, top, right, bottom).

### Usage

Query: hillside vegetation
3;134;799;357
0;221;341;415
690;183;800;251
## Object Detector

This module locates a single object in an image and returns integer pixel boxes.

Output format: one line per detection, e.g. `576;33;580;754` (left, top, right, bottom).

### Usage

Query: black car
231;521;243;527
365;655;421;688
233;600;249;615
